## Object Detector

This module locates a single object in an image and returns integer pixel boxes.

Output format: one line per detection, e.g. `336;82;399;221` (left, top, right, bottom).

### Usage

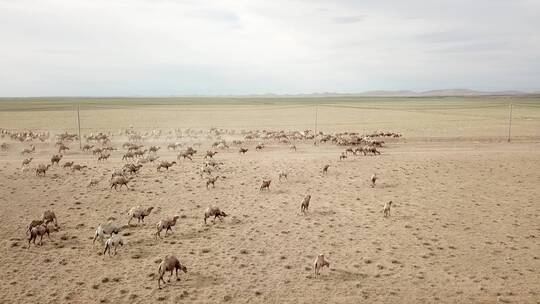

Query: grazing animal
199;165;213;177
133;149;147;158
28;225;51;248
260;179;271;191
255;143;264;151
22;157;33;167
51;154;63;165
92;147;103;155
123;163;143;175
149;146;160;153
313;254;330;275
157;161;176;171
26;219;44;235
110;176;132;190
177;152;192;161
363;146;381;156
205;150;218;159
36;164;51;176
157;255;188;289
371;140;385;147
205;176;221;189
62;161;74;169
204;206;228;224
128;145;143;152
322;164;330;174
111;169;126;179
155;215;180;238
71;164;87;172
300;194;311;214
205;159;222;168
58;144;70;154
239;148;248;154
88;178;100;187
122;152;135;161
383;200;392;217
93;222;121;245
103;235;124;256
42;210;58;229
216;143;228;149
127;206;154;225
184;147;197;156
82;144;94;151
278;171;288;181
339;152;347;160
21;145;35;155
371;173;377;188
98;153;110;162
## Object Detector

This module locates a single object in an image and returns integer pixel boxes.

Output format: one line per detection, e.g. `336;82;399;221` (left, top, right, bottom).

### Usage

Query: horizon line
1;88;540;99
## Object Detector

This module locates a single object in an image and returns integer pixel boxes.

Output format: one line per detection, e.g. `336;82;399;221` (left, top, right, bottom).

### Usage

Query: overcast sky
1;0;539;96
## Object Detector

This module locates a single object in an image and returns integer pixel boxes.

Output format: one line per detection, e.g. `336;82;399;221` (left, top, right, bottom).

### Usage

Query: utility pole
77;104;82;149
507;103;513;143
314;104;318;146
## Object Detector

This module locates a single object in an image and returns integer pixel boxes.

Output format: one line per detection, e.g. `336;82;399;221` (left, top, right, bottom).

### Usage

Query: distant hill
1;89;537;99
223;89;535;98
357;90;417;97
416;89;527;97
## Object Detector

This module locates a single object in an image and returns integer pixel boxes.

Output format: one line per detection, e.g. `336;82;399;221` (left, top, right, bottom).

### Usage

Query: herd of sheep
0;126;398;289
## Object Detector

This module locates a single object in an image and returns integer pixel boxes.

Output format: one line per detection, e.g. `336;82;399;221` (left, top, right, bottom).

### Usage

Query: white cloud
0;0;538;96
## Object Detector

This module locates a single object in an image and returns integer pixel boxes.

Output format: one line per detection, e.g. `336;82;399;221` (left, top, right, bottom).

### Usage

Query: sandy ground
0;135;539;303
0;97;539;140
0;98;539;303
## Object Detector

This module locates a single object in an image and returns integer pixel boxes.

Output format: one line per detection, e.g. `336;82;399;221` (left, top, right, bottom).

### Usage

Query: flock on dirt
0;127;401;289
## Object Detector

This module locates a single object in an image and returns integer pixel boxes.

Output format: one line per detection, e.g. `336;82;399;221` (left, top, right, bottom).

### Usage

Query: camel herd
0;126;400;289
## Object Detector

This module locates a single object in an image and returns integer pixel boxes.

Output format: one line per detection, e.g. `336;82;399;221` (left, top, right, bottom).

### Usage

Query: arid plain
0;97;539;304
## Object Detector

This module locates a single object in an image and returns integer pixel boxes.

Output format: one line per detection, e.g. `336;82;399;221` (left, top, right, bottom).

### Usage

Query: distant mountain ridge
1;89;538;99
235;89;536;98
